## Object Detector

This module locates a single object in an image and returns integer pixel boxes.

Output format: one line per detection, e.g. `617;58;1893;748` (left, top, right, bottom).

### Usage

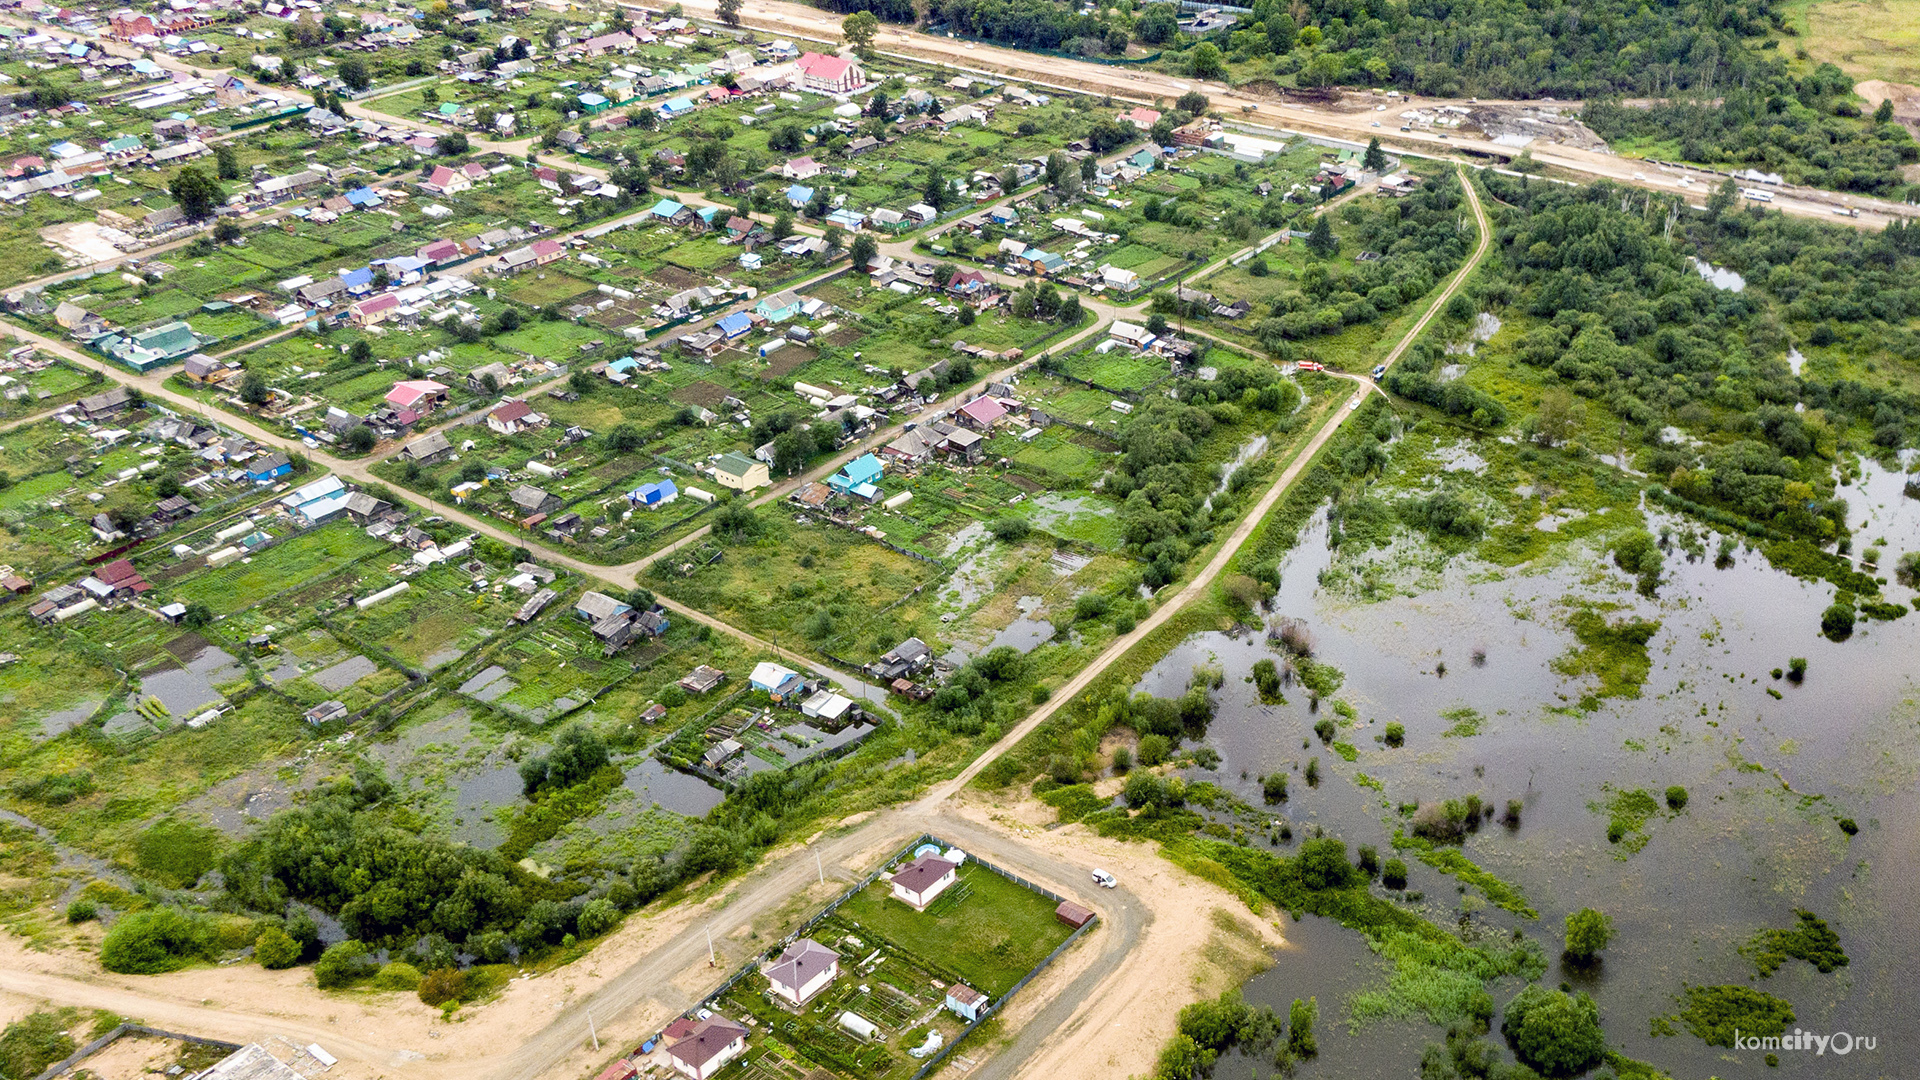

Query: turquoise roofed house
650;197;687;220
829;452;883;494
101;135;143;156
784;184;814;208
659;96;695;117
578;92;610;114
1129;148;1157;171
105;320;206;373
754;290;803;323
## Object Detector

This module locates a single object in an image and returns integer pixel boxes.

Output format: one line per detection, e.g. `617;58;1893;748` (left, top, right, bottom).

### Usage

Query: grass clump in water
1664;985;1795;1047
1348;930;1547;1028
1440;706;1485;738
1594;786;1663;855
1553;606;1660;709
1742;910;1849;977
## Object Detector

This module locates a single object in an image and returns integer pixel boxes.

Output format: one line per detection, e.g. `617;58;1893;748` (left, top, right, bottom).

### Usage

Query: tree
349;339;374;364
1176;90;1209;115
1187;43;1225;80
1529;389;1584;447
423;86;440;107
436;132;469;156
717;0;743;26
849;234;878;269
772;211;794;240
772;427;812;475
179;603;213;630
1502;986;1605;1076
1874;97;1895;123
1363;136;1386;171
169;166;223;221
605;424;644;452
338;57;370;93
214;220;243;244
842;11;879;57
923;165;952;210
214;142;241;181
342;425;377;454
1287;997;1318;1057
1080;154;1098;183
1563;907;1614;962
1045;150;1072;190
1305;214;1338;257
238;371;271;407
1136;5;1178;43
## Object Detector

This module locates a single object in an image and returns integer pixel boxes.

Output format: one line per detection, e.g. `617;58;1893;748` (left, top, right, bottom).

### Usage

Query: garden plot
335;562;528;670
452;614;647;723
0;629;124;741
164;522;391;618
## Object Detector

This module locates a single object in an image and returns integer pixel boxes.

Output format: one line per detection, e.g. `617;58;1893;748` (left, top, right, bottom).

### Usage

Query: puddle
1024;492;1113;534
310;654;379;692
1688;256;1745;291
423;645;467;670
1443;312;1502;356
622;758;725;818
1431;443;1487;475
1205;434;1269;511
100;711;152;737
946;596;1055;663
1786;346;1805;375
459;665;516;701
449;764;523;847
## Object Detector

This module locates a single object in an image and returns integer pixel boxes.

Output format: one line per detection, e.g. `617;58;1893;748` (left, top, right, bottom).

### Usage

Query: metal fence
32;1024;241;1080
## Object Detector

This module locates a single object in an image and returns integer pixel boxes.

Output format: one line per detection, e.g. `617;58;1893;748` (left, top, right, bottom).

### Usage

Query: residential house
664;1016;749;1080
421;164;472;195
349;293;400;326
794;51;864;94
867;637;932;681
889;853;959;911
486;399;542;435
246;451;292;483
678;665;726;694
781;156;822;181
385;380;448;412
508;483;560;518
749;661;807;701
1109;321;1158;350
296;276;349;307
828;452;883;496
766;939;840;1007
628;479;678;508
467;362;514;393
531;238;566;265
906;202;940;225
712;450;770;492
956;395;1010;430
1119;106;1161;130
574;590;631;625
399;431;452;463
1099;264;1140;293
754;290;804;323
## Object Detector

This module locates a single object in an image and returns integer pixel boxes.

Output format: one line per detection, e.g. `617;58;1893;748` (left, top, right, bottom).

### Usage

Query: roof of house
767;938;838;992
509;483;553;510
667;1017;749;1071
948;983;987;1006
892;854;958;895
574;590;629;621
958;396;1009;425
353;293;400;316
714;450;761;477
797;51;855;82
403;431;451;457
491;399;533;424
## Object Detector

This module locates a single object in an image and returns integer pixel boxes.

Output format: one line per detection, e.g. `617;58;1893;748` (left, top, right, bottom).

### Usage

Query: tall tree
169;166;223;221
1305;214;1338;257
842;11;879;57
213;142;241;181
1362;136;1386;171
717;0;743;26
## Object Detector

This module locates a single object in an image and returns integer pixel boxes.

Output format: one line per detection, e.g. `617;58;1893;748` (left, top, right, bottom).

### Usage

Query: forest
1456;171;1920;551
1582;64;1920;197
914;0;1784;99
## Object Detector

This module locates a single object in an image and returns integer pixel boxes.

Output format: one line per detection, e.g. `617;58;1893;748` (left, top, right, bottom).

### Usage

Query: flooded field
1139;465;1920;1078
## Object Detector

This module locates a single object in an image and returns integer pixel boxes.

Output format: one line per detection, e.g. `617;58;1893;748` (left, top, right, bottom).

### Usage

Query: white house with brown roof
889;853;959;911
765;938;839;1007
664;1016;749;1080
486;399;543;435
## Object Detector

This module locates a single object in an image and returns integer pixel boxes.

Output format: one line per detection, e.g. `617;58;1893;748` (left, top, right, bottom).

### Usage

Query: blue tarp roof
345;186;381;205
716;312;752;337
785;184;813;203
339;267;374;287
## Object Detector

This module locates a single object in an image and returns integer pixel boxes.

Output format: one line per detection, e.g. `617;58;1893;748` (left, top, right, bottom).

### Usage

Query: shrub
1287;997;1317;1057
1313;718;1335;743
132;818;222;889
1501;985;1604;1075
1111;746;1133;772
1563;907;1614;962
1838;817;1858;835
1381;858;1408;890
1821;602;1854;640
1137;733;1170;766
314;940;377;989
1665;785;1689;810
577;898;620;938
1356;844;1379;877
1383;722;1405;747
988;517;1031;542
0;1010;78;1080
1031;685;1051;705
1262;772;1288;803
254;926;301;969
1073;593;1110;621
1296;838;1356;890
418;967;468;1007
100;907;210;974
1787;657;1808;682
373;961;424;991
65;899;98;923
1304;757;1320;786
1251;658;1282;700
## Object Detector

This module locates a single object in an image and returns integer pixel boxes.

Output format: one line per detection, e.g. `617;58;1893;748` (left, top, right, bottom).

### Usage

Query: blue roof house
345;186;382;207
246;452;293;483
578;92;610;114
825;208;864;230
784;184;814;208
987;206;1019;225
829;452;883;494
650;197;687;220
1128;148;1157;172
715;311;753;339
629;479;679;507
659;96;695;117
339;266;375;295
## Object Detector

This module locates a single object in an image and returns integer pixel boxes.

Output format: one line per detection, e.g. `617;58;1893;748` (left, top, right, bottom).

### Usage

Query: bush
1356;845;1379;877
1251;658;1282;700
1563;907;1614;962
1383;722;1405;747
254;926;301;969
418;967;468;1007
1296;838;1357;890
1787;657;1808;682
1821;602;1854;640
1665;785;1689;810
577;898;620;938
1381;858;1408;890
373;961;424;991
1502;985;1604;1075
1137;733;1170;766
1313;718;1335;743
1838;817;1858;835
65;899;98;923
1287;997;1317;1057
1111;746;1133;772
314;940;377;989
1262;772;1288;803
988;517;1031;542
100;907;210;974
0;1010;78;1080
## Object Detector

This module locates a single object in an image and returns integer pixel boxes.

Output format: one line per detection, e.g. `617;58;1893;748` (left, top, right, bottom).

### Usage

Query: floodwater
1204;434;1270;512
449;764;522;847
1443;312;1503;356
1688;256;1746;292
140;644;242;717
945;596;1056;664
37;698;101;739
310;654;379;692
1138;471;1920;1077
622;758;726;818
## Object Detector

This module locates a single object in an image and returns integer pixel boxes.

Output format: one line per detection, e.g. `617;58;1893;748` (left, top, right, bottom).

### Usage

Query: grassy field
169;521;390;616
1779;0;1920;85
833;862;1075;997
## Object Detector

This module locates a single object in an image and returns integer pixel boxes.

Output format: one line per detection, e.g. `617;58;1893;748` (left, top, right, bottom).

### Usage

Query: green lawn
832;861;1075;997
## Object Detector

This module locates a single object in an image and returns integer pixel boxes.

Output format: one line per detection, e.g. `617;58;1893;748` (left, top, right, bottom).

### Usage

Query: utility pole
588;1008;599;1051
706;926;716;967
815;847;825;884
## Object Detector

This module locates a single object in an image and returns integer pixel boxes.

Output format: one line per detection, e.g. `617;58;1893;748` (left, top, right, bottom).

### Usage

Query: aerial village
4;0;1907;1076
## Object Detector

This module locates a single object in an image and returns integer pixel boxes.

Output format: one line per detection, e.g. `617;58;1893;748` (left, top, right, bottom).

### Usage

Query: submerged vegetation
1742;910;1849;977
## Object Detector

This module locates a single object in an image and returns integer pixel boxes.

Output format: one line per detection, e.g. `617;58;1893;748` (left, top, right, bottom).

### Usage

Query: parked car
1092;869;1117;888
